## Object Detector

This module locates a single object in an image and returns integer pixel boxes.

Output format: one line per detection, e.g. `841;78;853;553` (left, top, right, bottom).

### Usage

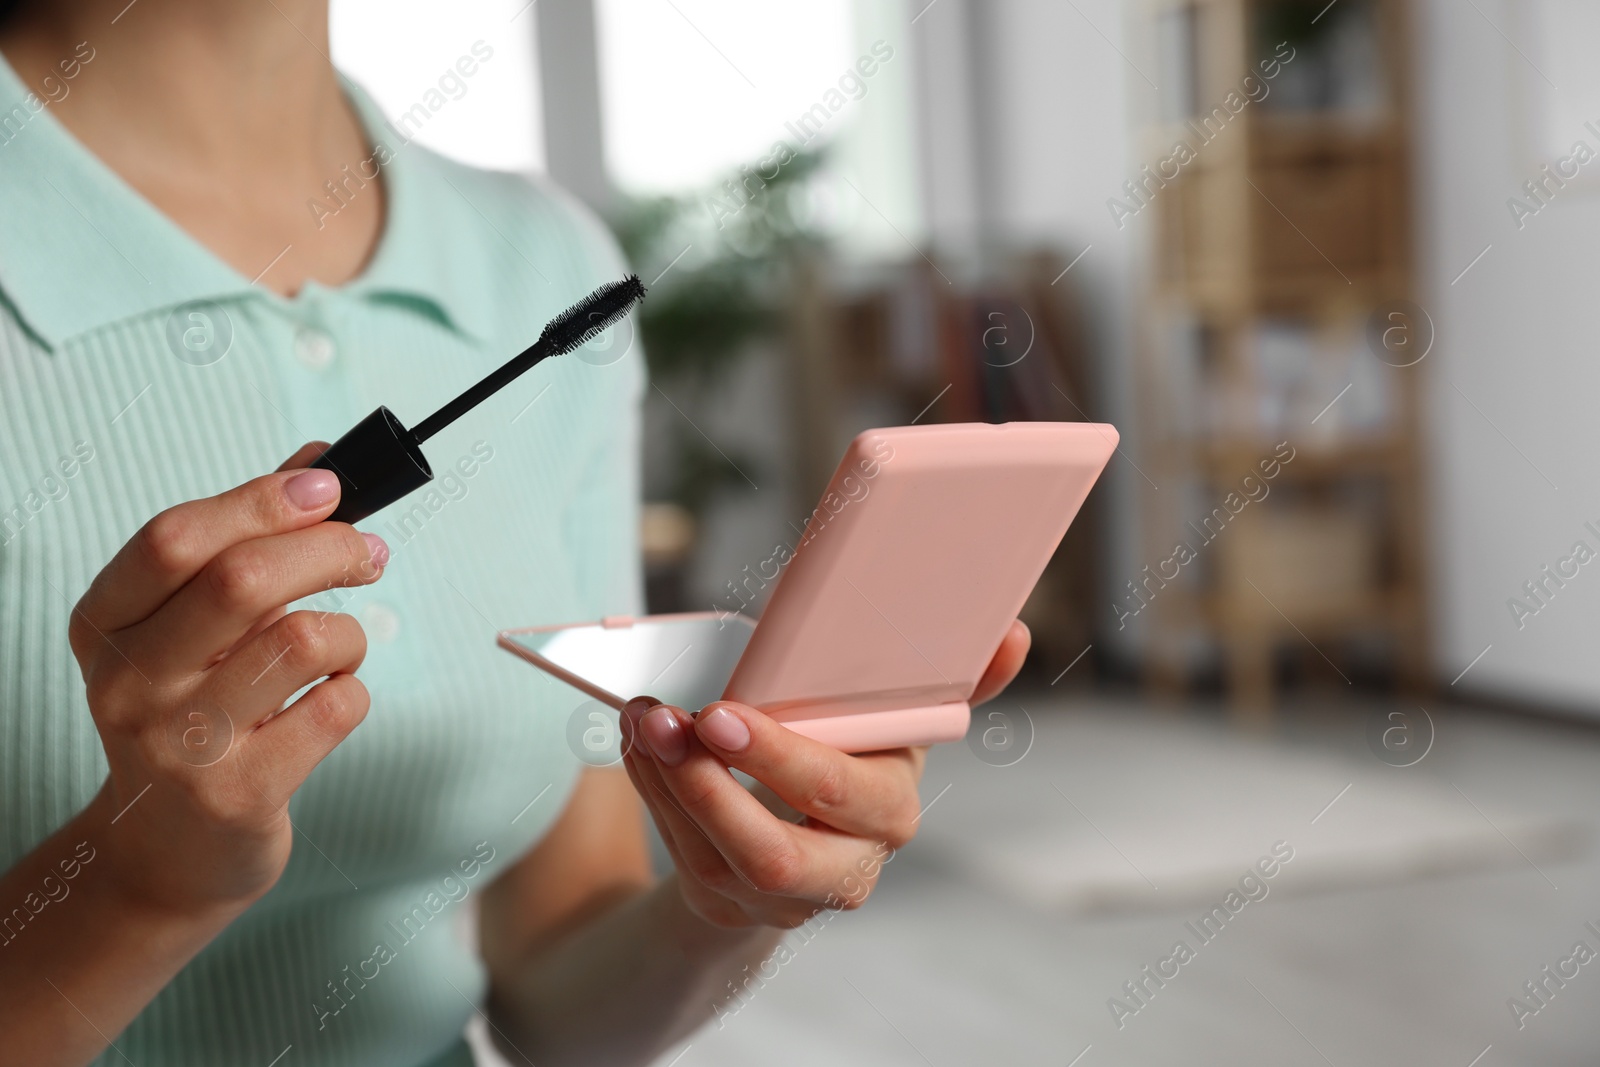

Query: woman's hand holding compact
620;620;1030;929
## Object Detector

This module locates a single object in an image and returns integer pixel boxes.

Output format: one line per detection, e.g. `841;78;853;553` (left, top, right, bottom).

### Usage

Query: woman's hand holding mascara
71;442;387;915
620;620;1030;929
4;445;390;1067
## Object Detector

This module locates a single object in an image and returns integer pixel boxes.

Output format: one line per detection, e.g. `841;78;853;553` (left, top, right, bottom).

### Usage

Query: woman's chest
0;312;634;886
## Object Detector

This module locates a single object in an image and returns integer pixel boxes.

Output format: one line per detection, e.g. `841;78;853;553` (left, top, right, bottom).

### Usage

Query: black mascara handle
410;336;551;446
304;275;645;524
310;406;434;525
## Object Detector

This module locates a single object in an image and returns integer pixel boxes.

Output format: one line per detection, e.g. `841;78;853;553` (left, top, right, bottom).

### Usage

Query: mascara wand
310;274;647;524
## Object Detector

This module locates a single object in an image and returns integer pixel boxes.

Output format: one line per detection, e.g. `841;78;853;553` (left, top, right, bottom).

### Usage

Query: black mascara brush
310;274;647;524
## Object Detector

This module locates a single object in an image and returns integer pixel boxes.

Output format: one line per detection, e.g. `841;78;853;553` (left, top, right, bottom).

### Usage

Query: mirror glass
505;614;756;711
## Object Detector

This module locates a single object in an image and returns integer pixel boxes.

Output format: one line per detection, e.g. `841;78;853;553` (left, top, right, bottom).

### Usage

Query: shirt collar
0;54;491;350
337;82;498;344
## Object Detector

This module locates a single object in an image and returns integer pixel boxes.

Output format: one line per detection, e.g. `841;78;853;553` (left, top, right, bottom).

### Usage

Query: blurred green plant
609;148;829;515
665;427;754;517
610;149;828;384
1255;0;1367;53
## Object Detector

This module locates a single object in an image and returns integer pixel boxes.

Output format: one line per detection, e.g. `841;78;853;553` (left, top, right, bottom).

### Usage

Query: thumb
276;441;331;473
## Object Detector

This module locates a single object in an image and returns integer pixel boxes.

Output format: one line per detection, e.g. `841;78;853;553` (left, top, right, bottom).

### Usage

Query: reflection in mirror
505;614;756;712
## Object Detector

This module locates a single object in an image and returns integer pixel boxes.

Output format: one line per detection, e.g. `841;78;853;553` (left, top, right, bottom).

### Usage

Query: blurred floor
639;694;1600;1067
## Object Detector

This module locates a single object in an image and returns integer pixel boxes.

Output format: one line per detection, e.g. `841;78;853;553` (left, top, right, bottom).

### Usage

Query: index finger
76;465;344;635
691;701;925;847
972;619;1030;706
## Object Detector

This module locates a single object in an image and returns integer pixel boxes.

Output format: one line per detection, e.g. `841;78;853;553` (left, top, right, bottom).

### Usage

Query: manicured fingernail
619;698;651;752
361;532;389;568
622;696;658;734
641;706;687;767
285;469;339;510
696;706;750;753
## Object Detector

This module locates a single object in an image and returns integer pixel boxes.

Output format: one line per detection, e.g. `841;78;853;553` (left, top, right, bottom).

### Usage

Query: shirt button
294;327;336;370
360;602;401;643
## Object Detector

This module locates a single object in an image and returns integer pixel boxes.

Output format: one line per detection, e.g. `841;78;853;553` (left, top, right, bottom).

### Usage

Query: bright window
594;0;856;194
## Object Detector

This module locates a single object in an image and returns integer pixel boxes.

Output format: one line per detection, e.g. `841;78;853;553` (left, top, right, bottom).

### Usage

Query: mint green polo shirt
0;55;643;1067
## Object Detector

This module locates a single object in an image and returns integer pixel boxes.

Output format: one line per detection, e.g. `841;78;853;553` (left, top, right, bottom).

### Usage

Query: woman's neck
0;0;385;295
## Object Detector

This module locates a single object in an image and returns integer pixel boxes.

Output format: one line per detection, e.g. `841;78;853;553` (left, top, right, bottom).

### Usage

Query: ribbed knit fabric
0;57;642;1066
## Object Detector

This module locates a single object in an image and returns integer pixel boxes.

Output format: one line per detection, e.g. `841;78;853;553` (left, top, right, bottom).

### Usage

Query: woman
0;2;1029;1065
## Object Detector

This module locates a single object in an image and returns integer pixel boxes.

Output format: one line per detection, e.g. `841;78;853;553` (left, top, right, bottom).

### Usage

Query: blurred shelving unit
1136;0;1430;717
785;250;1111;676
